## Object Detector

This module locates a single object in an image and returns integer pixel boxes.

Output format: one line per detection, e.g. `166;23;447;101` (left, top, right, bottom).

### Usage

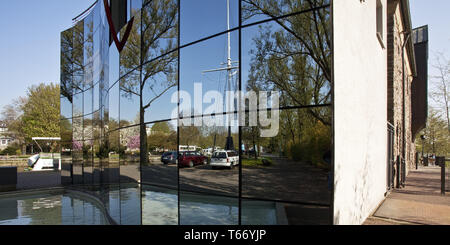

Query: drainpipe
401;30;411;187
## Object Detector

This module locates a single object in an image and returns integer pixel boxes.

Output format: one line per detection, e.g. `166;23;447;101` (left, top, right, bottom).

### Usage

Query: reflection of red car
178;151;208;168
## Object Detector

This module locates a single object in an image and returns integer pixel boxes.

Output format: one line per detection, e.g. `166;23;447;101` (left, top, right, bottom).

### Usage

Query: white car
210;151;239;169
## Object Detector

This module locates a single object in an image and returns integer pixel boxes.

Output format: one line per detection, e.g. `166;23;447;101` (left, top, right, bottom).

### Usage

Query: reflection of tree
61;29;74;103
179;125;238;151
179;126;201;147
72;21;86;93
243;0;331;126
119;0;178;165
242;0;331;167
147;122;177;152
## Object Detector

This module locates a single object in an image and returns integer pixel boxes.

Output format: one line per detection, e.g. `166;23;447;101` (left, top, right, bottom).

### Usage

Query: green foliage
287;120;331;169
151;122;172;134
20;83;60;143
242;157;273;167
0;145;20;155
415;108;450;157
96;143;110;160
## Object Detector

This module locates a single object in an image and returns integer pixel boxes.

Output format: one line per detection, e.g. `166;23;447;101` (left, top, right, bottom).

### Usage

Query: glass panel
131;0;143;16
84;12;95;91
72;20;84;93
107;129;120;184
108;82;120;132
93;138;101;184
83;139;94;184
61;28;73;120
92;110;101;140
241;107;332;224
84;87;93;116
179;114;239;225
72;139;83;185
241;0;330;25
141;57;178;123
93;30;101;86
109;43;120;88
119;125;140;184
73;89;83;119
61;114;73;185
61;117;72;185
84;114;93;141
119;8;141;76
180;0;238;45
60;96;73;121
101;82;109;132
93;80;100;113
180;31;239;118
242;15;331;109
61;140;72;185
142;120;177;187
91;1;101;33
72;95;83;143
141;0;178;63
120;70;141;128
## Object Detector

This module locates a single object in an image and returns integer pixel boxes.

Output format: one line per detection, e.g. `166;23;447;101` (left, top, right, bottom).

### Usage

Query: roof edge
400;0;417;76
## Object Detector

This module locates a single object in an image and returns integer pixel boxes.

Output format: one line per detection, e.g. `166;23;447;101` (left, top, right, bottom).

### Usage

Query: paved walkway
364;166;450;225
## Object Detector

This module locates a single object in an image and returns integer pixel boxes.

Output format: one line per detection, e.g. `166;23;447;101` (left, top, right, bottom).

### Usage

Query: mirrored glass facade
61;0;332;225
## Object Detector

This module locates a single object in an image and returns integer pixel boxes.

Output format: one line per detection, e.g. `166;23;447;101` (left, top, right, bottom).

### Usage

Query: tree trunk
140;107;148;166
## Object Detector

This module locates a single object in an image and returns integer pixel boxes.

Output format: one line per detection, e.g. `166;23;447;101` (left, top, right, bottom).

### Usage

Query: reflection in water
119;186;142;225
180;192;238;225
0;193;107;225
142;186;178;225
101;186;280;225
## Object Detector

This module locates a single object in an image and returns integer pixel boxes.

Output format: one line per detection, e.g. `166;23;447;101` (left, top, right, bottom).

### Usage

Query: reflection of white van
210;150;239;169
179;145;200;152
201;147;223;157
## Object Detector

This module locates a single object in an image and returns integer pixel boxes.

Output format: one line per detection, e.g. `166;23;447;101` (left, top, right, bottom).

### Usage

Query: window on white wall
376;0;385;48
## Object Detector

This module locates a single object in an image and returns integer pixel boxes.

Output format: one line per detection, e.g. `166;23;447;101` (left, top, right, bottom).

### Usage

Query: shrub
1;145;20;155
286;121;331;169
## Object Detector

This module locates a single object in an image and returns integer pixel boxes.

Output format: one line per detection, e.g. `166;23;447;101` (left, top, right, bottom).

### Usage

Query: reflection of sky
110;0;241;126
103;1;330;127
180;192;238;225
142;187;178;225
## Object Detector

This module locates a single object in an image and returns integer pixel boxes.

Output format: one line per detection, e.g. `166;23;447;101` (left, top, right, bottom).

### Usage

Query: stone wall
387;1;416;182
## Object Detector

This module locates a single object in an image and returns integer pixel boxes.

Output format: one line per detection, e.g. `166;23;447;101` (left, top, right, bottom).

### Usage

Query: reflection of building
60;0;427;225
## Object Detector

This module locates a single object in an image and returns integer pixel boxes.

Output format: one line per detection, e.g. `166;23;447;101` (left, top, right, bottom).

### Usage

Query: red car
178;151;208;168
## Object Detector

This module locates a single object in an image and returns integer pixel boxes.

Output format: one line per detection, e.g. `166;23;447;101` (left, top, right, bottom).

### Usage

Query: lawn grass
242;157;272;167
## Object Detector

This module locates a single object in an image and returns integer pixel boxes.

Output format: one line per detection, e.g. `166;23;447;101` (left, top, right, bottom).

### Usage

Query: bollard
436;157;445;195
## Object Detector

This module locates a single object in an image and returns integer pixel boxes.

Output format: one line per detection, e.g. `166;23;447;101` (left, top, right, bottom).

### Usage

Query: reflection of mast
202;0;238;151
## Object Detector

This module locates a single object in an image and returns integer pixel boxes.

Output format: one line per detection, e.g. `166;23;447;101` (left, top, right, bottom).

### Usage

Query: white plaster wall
333;0;388;225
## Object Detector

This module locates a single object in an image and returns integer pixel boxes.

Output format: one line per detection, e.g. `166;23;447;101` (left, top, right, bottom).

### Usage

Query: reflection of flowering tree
127;135;140;151
73;140;82;151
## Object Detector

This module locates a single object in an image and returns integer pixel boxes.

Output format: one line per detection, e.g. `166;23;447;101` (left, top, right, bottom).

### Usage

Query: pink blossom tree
127;135;140;151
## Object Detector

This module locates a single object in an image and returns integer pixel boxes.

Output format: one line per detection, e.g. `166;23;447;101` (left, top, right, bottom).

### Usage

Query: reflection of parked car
161;151;177;164
201;147;223;157
210;151;239;169
178;151;208;168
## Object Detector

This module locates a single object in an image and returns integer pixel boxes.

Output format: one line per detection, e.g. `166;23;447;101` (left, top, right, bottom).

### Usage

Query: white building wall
333;0;388;225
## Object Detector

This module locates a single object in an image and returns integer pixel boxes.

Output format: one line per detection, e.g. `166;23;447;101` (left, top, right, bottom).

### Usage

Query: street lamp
420;135;425;169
